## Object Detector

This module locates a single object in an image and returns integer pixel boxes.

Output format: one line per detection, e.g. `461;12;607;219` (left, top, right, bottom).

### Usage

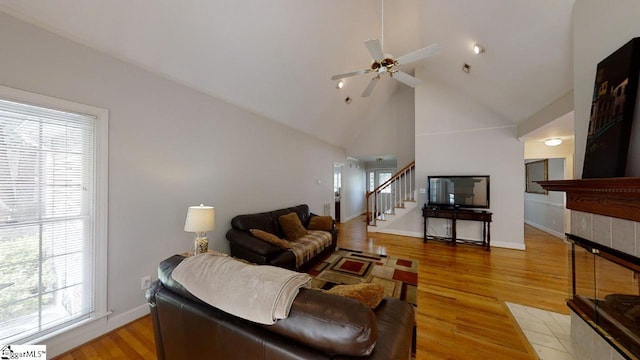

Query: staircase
366;161;416;232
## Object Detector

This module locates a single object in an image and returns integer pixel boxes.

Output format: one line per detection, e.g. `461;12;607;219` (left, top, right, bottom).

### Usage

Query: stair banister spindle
375;192;378;225
386;186;389;215
368;194;371;225
409;167;412;200
371;190;376;226
394;181;397;210
371;194;375;226
393;179;398;208
405;171;413;200
406;168;409;201
385;186;388;215
409;168;412;200
402;170;406;203
392;181;395;209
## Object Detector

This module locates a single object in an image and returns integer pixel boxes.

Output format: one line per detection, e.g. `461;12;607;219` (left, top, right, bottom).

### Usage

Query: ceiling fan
331;1;441;97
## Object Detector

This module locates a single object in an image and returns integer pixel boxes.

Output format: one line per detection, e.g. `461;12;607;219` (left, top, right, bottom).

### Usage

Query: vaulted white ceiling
0;0;575;149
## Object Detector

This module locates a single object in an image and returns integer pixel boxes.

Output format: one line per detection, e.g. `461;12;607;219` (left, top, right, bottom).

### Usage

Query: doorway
523;158;567;238
333;163;343;222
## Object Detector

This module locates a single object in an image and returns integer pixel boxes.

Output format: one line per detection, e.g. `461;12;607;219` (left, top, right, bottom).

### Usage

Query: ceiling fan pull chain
381;0;384;51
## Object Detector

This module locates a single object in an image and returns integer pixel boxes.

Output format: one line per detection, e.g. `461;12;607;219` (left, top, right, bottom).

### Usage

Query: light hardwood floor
53;217;568;359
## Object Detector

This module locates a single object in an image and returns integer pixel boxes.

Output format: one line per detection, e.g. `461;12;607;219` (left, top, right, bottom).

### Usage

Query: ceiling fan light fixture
330;0;439;97
473;43;485;54
337;80;344;89
544;138;563;147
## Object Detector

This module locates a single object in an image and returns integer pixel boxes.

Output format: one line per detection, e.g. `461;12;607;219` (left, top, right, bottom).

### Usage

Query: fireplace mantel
538;178;640;222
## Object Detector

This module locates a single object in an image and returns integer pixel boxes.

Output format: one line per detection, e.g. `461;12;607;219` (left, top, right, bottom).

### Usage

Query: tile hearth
507;302;574;360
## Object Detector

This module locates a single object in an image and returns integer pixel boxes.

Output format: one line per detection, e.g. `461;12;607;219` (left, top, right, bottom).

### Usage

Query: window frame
0;85;108;343
368;169;395;193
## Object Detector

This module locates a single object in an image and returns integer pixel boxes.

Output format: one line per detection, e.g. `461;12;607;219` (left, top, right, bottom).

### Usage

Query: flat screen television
427;175;490;209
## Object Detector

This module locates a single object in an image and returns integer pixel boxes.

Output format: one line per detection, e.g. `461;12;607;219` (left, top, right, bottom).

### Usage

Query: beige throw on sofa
171;254;311;325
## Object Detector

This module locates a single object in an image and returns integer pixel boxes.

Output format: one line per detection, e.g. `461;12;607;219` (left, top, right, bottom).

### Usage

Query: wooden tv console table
421;204;492;251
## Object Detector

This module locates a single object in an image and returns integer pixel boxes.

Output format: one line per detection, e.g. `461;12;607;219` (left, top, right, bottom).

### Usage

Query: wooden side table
422;204;492;250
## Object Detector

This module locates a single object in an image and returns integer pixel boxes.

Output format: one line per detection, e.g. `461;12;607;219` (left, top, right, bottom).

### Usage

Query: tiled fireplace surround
540;178;640;360
571;211;639;259
570;210;639;360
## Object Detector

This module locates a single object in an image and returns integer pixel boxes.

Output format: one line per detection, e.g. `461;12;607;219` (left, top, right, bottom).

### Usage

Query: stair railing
366;161;415;226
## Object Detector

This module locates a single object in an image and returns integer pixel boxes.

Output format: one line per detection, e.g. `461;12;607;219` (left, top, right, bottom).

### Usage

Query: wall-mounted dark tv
427;175;490;209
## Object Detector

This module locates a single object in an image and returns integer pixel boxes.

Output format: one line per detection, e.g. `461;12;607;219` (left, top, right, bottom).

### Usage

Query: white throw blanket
171;254;311;325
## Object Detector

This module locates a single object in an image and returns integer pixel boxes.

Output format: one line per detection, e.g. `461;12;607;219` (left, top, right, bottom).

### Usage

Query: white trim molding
491;241;526;250
0;84;110;352
524;220;565;239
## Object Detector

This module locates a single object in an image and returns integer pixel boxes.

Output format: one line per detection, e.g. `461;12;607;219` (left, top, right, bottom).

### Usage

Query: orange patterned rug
308;248;418;307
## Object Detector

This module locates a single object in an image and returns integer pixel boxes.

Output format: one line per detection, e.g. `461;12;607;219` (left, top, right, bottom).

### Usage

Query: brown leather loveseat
147;255;416;360
226;204;338;270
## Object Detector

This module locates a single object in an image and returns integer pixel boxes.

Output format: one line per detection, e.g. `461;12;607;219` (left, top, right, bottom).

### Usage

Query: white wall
394;86;417;168
0;13;345;355
413;72;525;250
524;158;566;237
347;86;415;167
573;0;640;177
518;91;574;138
342;158;366;222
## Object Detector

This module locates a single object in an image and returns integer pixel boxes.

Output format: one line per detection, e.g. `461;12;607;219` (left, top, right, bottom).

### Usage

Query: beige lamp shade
184;204;215;233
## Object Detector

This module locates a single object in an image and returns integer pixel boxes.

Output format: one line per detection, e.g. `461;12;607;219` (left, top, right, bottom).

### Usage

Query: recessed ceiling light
473;44;485;54
337;80;344;89
544;138;563;147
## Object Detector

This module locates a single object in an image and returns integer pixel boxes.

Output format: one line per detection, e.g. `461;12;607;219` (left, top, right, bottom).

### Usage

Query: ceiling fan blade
392;71;422;88
364;39;385;61
396;44;441;66
331;69;367;80
361;76;379;97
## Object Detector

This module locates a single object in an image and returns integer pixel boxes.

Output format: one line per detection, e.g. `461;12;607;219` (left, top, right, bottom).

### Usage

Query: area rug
308;249;418;307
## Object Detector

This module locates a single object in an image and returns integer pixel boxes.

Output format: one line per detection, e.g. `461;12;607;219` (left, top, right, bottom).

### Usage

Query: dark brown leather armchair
147;255;415;360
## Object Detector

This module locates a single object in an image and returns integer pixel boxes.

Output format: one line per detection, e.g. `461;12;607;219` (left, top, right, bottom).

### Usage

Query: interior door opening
333;163;343;222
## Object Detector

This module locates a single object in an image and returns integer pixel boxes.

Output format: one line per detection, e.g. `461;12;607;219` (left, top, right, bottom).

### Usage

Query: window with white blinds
0;88;108;344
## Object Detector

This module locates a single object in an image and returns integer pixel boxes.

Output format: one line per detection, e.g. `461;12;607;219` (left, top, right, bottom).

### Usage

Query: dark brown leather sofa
147;255;416;360
226;204;338;270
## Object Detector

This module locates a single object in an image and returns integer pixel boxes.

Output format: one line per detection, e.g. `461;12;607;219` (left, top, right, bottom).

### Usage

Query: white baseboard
46;304;150;358
342;212;365;223
491;241;526;250
374;228;423;238
524;220;564;239
372;227;526;250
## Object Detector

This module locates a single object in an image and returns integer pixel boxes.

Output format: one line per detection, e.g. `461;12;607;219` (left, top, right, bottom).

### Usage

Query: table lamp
184;204;215;254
